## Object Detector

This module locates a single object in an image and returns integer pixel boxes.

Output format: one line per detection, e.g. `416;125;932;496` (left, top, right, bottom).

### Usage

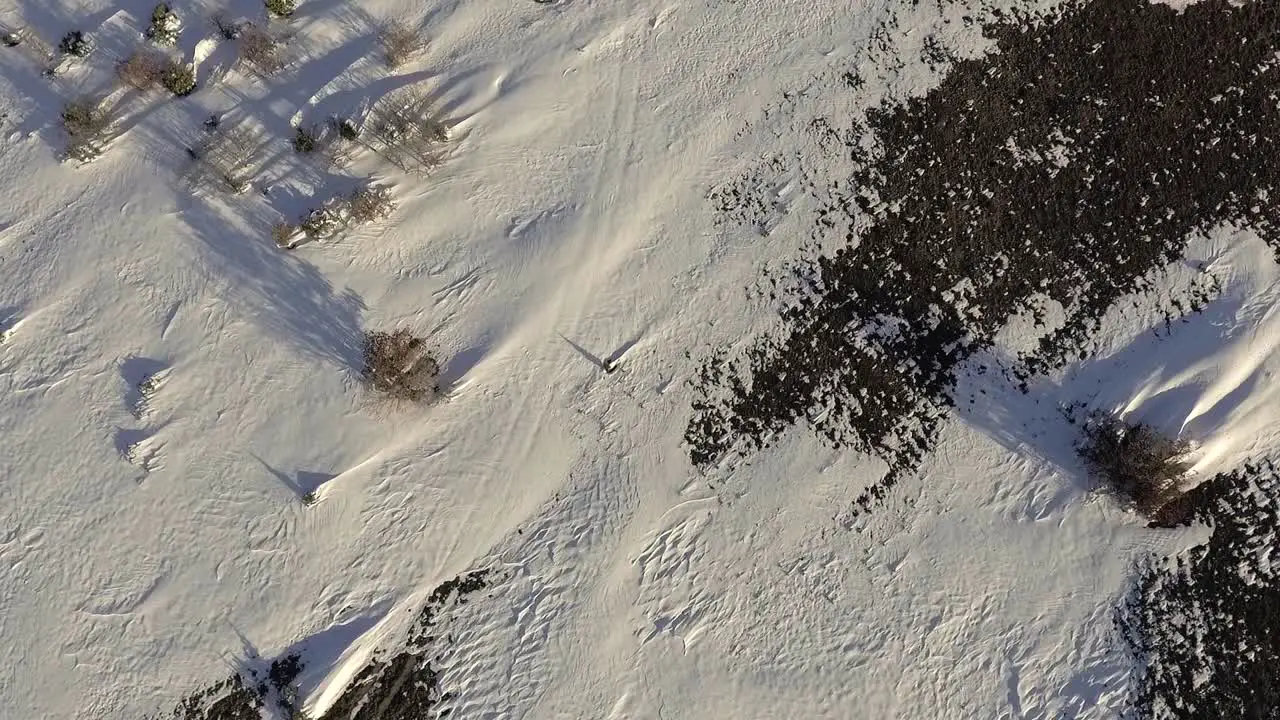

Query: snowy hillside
1;0;1278;718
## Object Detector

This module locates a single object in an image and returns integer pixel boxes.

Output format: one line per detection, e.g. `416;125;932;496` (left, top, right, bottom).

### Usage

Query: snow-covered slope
1;0;1278;718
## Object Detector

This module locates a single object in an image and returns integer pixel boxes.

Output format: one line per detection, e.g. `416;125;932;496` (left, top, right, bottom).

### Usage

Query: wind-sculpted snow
689;0;1280;513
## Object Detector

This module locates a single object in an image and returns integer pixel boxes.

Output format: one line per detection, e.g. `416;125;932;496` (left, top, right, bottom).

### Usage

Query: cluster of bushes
8;3;449;413
272;185;396;248
117;48;194;95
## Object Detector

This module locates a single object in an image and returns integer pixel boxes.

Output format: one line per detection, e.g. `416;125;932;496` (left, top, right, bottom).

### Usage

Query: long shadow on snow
177;196;365;369
954;282;1257;507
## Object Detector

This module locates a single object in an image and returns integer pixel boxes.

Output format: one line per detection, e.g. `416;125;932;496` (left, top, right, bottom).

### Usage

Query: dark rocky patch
156;570;491;720
321;569;489;720
1119;459;1280;719
689;0;1280;512
155;674;265;720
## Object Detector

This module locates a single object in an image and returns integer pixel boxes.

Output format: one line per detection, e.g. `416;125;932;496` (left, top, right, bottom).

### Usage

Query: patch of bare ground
689;0;1280;517
1119;459;1280;719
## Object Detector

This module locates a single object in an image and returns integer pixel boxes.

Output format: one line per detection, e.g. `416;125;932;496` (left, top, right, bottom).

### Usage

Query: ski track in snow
0;0;1276;718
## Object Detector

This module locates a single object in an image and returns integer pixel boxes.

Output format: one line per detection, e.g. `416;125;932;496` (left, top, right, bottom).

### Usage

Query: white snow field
0;0;1274;718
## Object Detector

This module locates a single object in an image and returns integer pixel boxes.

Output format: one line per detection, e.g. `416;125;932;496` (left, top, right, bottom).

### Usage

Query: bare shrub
5;25;57;73
238;23;283;75
347;185;394;224
364;87;449;174
61;97;113;162
272;221;299;249
379;20;424;69
117;49;167;90
361;329;441;403
189;124;261;193
211;12;242;40
1077;412;1191;517
62;97;111;137
319;116;360;168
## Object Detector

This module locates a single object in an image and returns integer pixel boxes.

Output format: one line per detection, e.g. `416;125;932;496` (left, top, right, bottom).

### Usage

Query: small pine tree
361;329;441;403
333;116;359;141
59;30;92;58
162;62;197;96
264;0;298;19
146;4;182;47
292;125;320;153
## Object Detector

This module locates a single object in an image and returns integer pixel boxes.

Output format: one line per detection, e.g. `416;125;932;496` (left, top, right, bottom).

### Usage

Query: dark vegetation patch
155;570;490;720
1119;459;1280;719
688;0;1280;511
1077;412;1191;518
361;328;441;404
319;570;490;720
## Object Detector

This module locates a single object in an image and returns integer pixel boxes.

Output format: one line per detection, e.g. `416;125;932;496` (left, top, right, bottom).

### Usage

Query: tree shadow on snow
956;284;1260;512
177;195;366;370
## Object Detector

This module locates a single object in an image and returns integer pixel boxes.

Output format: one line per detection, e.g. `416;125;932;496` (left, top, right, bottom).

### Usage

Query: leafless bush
211;11;242;40
319;116;360;168
364;87;449;174
1077;412;1191;517
272;221;300;249
361;329;441;403
117;49;168;89
188;124;261;193
379;20;424;69
238;22;283;75
61;97;113;162
347;185;394;224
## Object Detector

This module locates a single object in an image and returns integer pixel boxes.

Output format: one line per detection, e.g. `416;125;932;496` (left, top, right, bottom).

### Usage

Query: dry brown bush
61;97;113;161
1077;412;1191;517
189;124;260;193
379;20;424;69
361;329;440;403
238;23;284;75
272;221;299;249
117;49;168;89
347;185;394;224
364;87;448;174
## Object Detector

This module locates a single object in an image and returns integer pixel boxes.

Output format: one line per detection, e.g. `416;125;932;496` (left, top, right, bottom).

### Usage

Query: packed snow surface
0;0;1276;718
